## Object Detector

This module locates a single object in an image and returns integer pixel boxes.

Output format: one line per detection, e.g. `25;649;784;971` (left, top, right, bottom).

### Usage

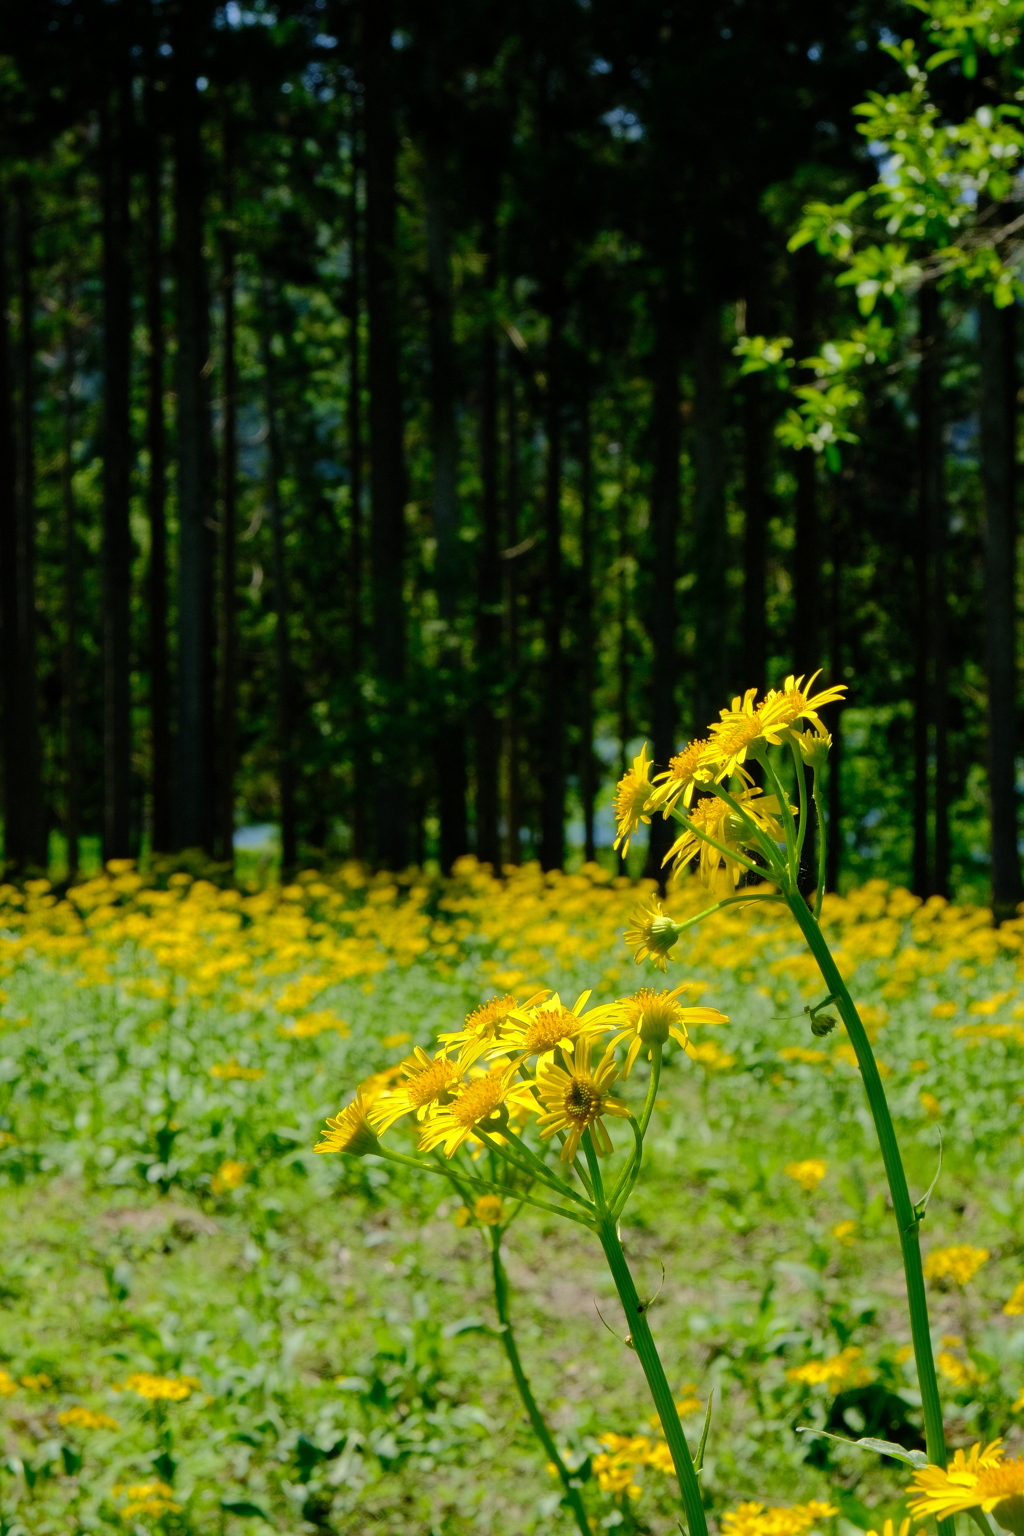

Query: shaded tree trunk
172;32;216;852
579;388;596;865
540;302;565;871
694;306;726;731
61;309;80;883
793;251;820;675
101;87;133;861
502;345;522;866
364;0;408;870
145;119;171;854
616;478;631;876
647;303;681;880
475;255;501;872
216;143;237;868
346;97;369;863
978;297;1022;918
742;367;768;690
913;284;946;897
0;190;45;872
261;311;296;877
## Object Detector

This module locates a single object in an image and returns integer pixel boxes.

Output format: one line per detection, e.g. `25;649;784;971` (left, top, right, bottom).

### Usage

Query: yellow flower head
701;674;846;781
593;1433;647;1499
499;990;616;1060
795;726;833;770
624;895;681;971
865;1522;910;1536
314;1092;380;1156
209;1058;264;1081
367;1047;463;1134
0;1371;15;1398
417;1063;538;1157
908;1441;1024;1532
115;1481;182;1519
784;1158;827;1192
533;1036;631;1162
923;1245;990;1286
647;738;716;816
116;1373;199;1402
210;1158;247;1194
439;992;543;1050
613;743;655;853
721;1500;838;1536
472;1194;505;1226
787;1345;872;1392
59;1406;119;1431
609;985;728;1075
1005;1281;1024;1316
664;788;786;888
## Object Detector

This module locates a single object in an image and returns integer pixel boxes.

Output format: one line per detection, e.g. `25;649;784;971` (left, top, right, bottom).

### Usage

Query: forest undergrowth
1;860;1024;1534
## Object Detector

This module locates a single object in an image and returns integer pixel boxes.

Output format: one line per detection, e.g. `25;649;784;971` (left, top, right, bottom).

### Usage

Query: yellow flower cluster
923;1245;990;1285
784;1159;828;1192
908;1440;1024;1525
592;1431;675;1498
58;1406;119;1431
787;1346;873;1393
315;986;728;1165
114;1373;199;1402
114;1480;182;1518
720;1500;838;1536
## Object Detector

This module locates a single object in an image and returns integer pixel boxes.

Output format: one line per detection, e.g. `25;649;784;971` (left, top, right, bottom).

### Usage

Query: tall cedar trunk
978;298;1023;918
476;250;501;871
913;284;945;896
540;304;565;871
793;251;820;674
101;88;133;860
0;190;46;872
502;346;522;865
346;97;368;862
742;367;768;690
217;146;238;867
261;315;297;876
579;389;596;865
647;304;681;881
694;306;726;732
826;484;844;893
145;119;171;854
616;482;631;875
61;309;80;882
172;33;216;852
364;0;408;870
424;142;467;871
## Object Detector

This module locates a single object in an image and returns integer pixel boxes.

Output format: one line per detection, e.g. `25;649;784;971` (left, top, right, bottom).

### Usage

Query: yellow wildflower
686;1039;737;1070
609;985;728;1075
613;743;655;853
908;1441;1024;1528
1004;1282;1024;1316
721;1500;838;1536
499;990;617;1061
865;1520;910;1536
787;1345;872;1392
533;1037;631;1161
58;1406;119;1430
0;1370;16;1397
367;1046;464;1134
832;1219;857;1245
210;1158;247;1194
115;1373;199;1401
439;992;546;1050
209;1058;264;1081
675;1383;702;1415
623;895;680;971
1013;1388;1024;1413
779;1045;828;1065
115;1481;182;1519
937;1349;985;1389
784;1158;827;1192
314;1092;380;1156
919;1091;942;1117
472;1194;505;1226
923;1245;989;1285
647;737;716;815
705;672;846;780
932;1001;958;1018
417;1064;538;1157
663;789;786;887
593;1433;646;1498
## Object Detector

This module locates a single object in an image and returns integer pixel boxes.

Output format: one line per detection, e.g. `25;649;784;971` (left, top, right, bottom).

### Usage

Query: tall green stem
786;895;948;1480
597;1216;708;1536
489;1231;591;1536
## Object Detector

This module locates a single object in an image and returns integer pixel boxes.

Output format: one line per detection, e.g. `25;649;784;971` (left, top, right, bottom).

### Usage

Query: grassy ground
0;863;1022;1536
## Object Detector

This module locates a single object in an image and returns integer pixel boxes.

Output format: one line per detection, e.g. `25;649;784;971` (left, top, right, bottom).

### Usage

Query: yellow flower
624;895;681;971
865;1520;910;1536
314;1092;380;1156
784;1158;827;1192
923;1245;989;1285
937;1349;985;1389
686;1039;736;1070
721;1500;838;1536
367;1047;463;1134
795;726;833;769
593;1433;645;1498
533;1037;631;1162
210;1158;247;1194
1012;1387;1024;1413
787;1345;872;1392
0;1370;16;1397
647;737;716;816
1005;1282;1024;1316
499;990;617;1061
674;1383;702;1416
613;743;655;853
832;1219;857;1245
908;1441;1024;1530
115;1373;199;1401
20;1373;52;1391
115;1481;182;1519
703;673;846;781
209;1058;264;1081
608;985;728;1075
59;1406;119;1430
473;1194;505;1226
417;1064;538;1158
920;1091;942;1117
664;788;786;887
439;992;546;1050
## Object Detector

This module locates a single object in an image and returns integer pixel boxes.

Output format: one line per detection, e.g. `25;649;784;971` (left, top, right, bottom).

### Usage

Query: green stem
811;771;828;919
667;807;764;879
377;1147;594;1228
489;1231;591;1536
706;781;787;876
760;753;801;883
786;895;948;1479
788;738;810;866
638;1042;663;1137
596;1216;708;1536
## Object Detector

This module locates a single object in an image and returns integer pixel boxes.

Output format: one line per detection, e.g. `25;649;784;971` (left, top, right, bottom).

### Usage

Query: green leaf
221;1501;271;1521
796;1426;929;1467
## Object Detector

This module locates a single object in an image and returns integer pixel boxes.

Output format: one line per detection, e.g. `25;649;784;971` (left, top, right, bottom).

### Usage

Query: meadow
0;859;1023;1536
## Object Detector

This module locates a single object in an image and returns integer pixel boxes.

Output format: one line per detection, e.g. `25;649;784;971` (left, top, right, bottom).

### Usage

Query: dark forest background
0;0;1013;901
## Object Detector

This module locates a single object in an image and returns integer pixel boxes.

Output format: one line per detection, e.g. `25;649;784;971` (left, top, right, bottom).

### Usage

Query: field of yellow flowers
2;858;1024;1535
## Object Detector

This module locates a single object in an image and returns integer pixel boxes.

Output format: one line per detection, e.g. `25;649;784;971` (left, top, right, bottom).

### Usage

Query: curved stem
609;1112;646;1220
788;738;810;866
377;1147;594;1228
760;753;800;883
597;1217;708;1536
485;1125;592;1208
638;1042;663;1137
786;896;949;1484
705;781;788;876
811;770;828;918
488;1231;592;1536
667;807;763;879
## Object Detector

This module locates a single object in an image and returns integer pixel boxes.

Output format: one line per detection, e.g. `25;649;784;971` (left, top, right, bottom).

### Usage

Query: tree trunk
261;310;296;877
101;88;134;861
145;117;171;855
346;95;368;863
978;297;1022;918
0;189;46;873
502;344;522;866
913;284;946;897
578;388;596;865
363;0;408;871
742;366;768;691
647;303;681;879
61;308;80;884
424;142;467;872
172;31;216;853
826;484;844;894
793;251;820;675
216;144;238;868
616;482;631;876
475;252;501;872
540;302;565;872
693;306;726;732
